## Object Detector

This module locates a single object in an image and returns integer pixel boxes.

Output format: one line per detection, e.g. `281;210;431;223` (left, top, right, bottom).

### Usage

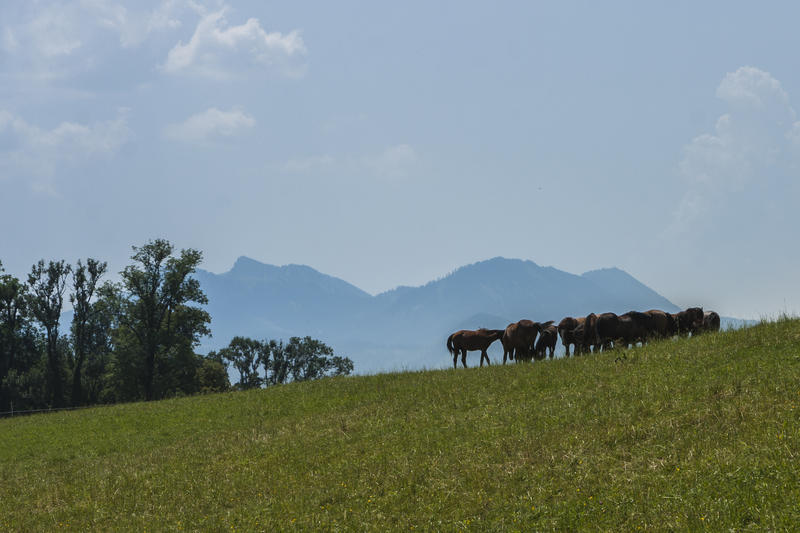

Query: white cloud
0;1;199;82
82;0;198;48
163;8;306;79
163;107;256;143
0;108;131;184
26;5;84;58
669;66;800;236
716;66;791;116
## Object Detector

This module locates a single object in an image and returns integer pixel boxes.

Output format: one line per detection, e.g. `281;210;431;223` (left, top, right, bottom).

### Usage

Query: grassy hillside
2;319;799;531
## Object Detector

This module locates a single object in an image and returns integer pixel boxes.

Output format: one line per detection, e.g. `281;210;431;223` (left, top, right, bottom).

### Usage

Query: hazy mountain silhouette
195;257;684;372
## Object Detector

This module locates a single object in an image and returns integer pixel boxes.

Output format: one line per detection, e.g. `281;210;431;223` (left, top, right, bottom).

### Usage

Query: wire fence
0;405;97;419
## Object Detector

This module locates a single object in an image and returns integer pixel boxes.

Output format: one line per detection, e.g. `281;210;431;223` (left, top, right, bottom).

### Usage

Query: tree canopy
0;239;354;413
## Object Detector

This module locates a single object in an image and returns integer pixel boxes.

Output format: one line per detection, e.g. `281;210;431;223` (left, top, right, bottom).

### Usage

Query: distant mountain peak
232;255;266;270
228;256;320;277
445;256;542;278
225;256;278;278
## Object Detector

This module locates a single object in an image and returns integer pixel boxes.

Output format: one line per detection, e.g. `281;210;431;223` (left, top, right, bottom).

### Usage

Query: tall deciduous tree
27;260;71;407
117;239;210;401
0;262;27;409
282;336;354;383
261;336;353;386
218;336;267;390
69;258;107;406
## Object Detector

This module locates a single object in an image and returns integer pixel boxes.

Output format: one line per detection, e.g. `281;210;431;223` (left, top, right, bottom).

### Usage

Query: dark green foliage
26;260;71;407
280;336;354;382
79;290;115;405
0;263;33;410
114;239;210;401
218;337;266;390
1;241;349;412
0;264;44;411
220;335;354;389
68;259;107;406
195;354;230;394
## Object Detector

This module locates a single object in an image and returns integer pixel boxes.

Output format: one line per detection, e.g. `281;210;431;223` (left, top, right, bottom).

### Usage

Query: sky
1;1;799;319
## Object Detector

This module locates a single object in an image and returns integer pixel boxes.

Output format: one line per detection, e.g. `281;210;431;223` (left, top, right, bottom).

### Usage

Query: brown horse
672;307;704;336
582;312;598;353
644;309;677;339
503;319;554;363
701;311;721;333
557;316;583;356
501;322;517;363
534;324;559;360
447;328;505;368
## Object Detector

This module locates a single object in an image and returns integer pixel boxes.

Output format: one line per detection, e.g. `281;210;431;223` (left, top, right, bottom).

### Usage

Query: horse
446;328;505;368
672;307;704;336
701;311;721;333
503;319;554;363
557;316;584;356
644;309;677;339
534;324;559;360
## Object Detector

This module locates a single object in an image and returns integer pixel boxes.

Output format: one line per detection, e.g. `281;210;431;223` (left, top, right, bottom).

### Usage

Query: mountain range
195;257;686;373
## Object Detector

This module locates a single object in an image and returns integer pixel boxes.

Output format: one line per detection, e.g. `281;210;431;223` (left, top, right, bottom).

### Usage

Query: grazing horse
503;320;553;363
558;316;584;356
595;312;620;351
582;312;598;353
615;311;655;348
501;323;517;363
701;311;721;333
673;307;704;336
644;309;676;339
447;328;505;368
534;324;559;360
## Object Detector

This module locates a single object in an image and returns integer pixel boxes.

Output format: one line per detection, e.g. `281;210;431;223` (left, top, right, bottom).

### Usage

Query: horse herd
446;308;721;368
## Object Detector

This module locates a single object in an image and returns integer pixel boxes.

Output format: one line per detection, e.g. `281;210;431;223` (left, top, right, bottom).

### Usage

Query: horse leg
481;349;490;366
461;349;467;368
453;352;458;368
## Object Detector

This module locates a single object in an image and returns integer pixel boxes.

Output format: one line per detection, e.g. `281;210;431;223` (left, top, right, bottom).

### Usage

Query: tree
268;336;353;385
196;352;230;394
264;339;289;386
80;291;115;405
27;260;71;407
0;261;47;411
218;336;266;390
0;263;31;410
69;258;107;406
116;239;210;401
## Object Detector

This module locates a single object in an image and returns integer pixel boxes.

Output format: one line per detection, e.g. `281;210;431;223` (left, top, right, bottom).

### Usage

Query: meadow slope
1;319;799;531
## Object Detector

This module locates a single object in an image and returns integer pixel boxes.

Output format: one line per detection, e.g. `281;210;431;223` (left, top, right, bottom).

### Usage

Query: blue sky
2;1;799;319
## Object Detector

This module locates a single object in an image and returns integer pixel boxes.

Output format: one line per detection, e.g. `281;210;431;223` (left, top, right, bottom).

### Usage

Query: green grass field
2;318;799;531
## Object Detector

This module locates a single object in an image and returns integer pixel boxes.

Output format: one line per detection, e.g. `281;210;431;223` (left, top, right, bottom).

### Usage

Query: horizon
3;2;800;319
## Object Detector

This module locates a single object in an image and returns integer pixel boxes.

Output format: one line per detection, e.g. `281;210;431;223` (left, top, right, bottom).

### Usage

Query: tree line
0;239;353;413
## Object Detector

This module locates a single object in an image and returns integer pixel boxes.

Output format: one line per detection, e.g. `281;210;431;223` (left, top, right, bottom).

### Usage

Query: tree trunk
71;357;83;407
46;330;63;407
145;347;156;401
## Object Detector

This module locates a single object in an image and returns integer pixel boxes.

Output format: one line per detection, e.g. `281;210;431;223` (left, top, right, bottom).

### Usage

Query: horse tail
446;333;456;356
